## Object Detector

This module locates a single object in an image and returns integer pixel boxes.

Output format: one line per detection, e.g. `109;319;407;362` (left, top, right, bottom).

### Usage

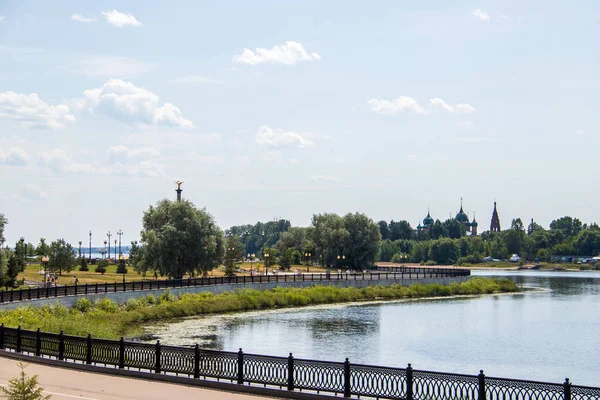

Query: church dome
471;219;478;227
455;206;469;223
423;212;434;226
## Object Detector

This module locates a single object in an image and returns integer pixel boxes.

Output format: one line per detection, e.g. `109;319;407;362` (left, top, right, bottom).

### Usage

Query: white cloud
72;56;150;78
473;9;490;22
0;16;5;24
564;129;585;136
71;14;97;23
368;96;475;115
108;145;161;163
38;149;72;172
0;147;29;166
310;175;340;182
76;79;193;128
169;75;222;85
23;184;46;200
457;120;476;128
233;41;320;66
368;96;425;115
0;91;75;129
428;98;476;114
101;10;142;27
255;125;314;149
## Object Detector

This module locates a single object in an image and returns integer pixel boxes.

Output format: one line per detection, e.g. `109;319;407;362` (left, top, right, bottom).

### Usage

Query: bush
116;262;127;274
95;259;108;274
95;298;118;313
424;260;436;266
74;298;92;312
79;257;89;271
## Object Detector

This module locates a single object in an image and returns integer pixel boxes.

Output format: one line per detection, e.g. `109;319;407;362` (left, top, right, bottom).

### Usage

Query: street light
78;241;82;259
402;254;408;267
107;231;112;261
247;253;255;274
103;240;107;260
117;229;123;257
337;255;346;277
119;254;126;283
304;252;311;272
88;231;92;261
264;252;270;275
40;256;49;281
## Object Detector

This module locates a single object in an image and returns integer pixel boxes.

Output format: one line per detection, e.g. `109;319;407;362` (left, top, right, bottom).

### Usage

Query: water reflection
145;271;600;386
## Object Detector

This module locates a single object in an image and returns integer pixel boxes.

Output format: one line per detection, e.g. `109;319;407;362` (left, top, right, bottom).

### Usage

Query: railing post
86;334;92;364
194;344;200;379
16;326;22;353
58;331;64;360
19;288;22;301
0;323;4;348
85;283;88;295
343;358;351;397
95;283;98;294
564;378;571;400
74;283;78;296
287;352;294;391
35;328;41;356
155;340;161;373
478;370;486;400
237;348;244;384
119;337;125;369
406;363;413;400
105;282;108;293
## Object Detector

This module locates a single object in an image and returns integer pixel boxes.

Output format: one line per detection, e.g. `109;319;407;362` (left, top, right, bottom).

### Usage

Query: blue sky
0;0;598;245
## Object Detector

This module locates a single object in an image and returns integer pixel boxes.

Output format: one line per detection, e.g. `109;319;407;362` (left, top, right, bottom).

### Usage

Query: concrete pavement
0;355;272;400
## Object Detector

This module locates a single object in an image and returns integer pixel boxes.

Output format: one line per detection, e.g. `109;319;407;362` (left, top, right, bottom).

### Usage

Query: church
416;199;479;235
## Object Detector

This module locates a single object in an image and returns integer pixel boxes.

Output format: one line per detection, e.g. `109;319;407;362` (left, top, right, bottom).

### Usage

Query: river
144;270;600;386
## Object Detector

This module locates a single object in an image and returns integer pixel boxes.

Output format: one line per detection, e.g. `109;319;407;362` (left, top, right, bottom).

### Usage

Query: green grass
0;278;518;340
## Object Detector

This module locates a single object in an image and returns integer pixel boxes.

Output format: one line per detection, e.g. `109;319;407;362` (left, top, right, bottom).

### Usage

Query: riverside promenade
0;355;266;400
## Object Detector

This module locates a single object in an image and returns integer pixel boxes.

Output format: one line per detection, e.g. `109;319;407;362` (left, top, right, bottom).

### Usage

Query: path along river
144;271;600;386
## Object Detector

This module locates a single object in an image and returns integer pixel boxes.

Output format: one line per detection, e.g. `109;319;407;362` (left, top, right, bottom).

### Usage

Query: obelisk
175;181;183;202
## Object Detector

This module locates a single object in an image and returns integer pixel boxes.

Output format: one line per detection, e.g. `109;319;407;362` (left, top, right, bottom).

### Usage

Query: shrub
116;262;127;274
79;257;89;271
95;259;108;274
74;298;92;313
95;298;118;313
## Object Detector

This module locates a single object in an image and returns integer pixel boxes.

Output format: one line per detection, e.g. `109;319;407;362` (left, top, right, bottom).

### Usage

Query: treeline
378;217;600;265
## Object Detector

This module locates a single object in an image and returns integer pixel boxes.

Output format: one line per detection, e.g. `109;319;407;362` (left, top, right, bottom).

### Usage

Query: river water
144;271;600;386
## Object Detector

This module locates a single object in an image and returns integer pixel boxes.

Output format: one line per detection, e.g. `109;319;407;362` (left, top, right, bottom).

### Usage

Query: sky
0;0;598;246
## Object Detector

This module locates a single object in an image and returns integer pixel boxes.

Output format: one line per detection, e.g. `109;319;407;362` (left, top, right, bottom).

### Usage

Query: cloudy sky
1;1;598;245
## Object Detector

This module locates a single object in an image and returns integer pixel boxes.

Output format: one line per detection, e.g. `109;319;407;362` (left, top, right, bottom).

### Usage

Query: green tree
262;246;277;271
490;236;509;259
279;247;294;271
224;235;243;277
573;229;600;256
444;219;466;239
343;213;381;269
428;238;460;265
430;220;448;239
0;248;10;287
35;239;50;258
378;221;390;240
276;227;307;253
389;220;413;241
6;253;20;288
0;213;7;246
0;361;51;400
310;213;348;268
95;259;108;274
410;241;431;263
14;238;27;272
79;257;89;271
48;239;76;275
140;199;224;279
550;216;582;239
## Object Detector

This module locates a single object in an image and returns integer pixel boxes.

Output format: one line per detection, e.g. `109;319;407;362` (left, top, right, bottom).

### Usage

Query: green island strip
0;278;518;340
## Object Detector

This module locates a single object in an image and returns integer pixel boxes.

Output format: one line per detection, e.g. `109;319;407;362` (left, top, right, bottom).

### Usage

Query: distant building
455;199;478;235
490;202;501;232
417;210;435;232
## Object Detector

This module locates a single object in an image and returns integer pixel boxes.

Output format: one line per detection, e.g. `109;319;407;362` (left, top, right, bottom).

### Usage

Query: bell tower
490;201;501;232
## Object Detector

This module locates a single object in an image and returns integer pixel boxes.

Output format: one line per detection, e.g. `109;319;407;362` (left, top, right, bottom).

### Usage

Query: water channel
144;271;600;386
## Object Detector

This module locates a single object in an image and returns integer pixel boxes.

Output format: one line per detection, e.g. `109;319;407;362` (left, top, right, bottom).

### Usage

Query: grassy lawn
17;262;325;287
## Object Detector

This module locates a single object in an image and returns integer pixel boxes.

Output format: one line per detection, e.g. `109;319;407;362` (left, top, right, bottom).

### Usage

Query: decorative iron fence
0;325;597;400
0;267;470;304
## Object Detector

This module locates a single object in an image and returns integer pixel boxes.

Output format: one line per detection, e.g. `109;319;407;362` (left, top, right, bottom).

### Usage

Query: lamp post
114;239;117;260
305;252;311;272
117;229;123;256
119;254;125;283
247;253;255;274
78;241;82;259
402;254;408;267
107;231;112;261
41;256;48;280
89;231;92;261
103;240;107;260
264;252;270;275
337;255;346;277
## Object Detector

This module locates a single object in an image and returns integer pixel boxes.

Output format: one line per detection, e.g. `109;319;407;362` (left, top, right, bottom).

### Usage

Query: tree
573;230;600;256
0;213;7;246
428;238;460;265
550;216;582;239
0;248;10;287
224;235;243;277
444;219;466;239
140;199;224;279
14;238;27;272
0;361;51;400
79;257;89;271
310;213;348;268
48;239;76;275
279;247;294;271
129;241;140;265
6;253;20;288
378;221;390;240
430;220;448;240
389;220;413;241
276;227;307;253
490;236;509;260
262;246;277;271
35;239;50;258
527;220;545;235
95;259;108;274
343;213;381;269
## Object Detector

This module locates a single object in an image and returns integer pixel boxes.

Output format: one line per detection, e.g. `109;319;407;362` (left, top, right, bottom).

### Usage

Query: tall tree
428;238;460;265
378;221;390;240
48;239;76;275
0;214;6;246
550;216;582;239
310;213;348;268
14;238;27;272
35;239;50;257
224;235;243;277
140;199;224;279
343;212;381;270
389;220;413;241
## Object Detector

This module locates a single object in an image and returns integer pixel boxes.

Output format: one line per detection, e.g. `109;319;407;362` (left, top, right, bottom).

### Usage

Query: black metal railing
0;267;470;304
0;325;597;400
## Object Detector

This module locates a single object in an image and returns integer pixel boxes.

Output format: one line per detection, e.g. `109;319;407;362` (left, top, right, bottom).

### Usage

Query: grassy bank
0;278;518;340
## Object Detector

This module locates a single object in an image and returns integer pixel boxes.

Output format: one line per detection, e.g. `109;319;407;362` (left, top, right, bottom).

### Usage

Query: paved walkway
0;356;267;400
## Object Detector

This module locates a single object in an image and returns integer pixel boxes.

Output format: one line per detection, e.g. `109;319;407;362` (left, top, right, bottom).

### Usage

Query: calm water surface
145;271;600;386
